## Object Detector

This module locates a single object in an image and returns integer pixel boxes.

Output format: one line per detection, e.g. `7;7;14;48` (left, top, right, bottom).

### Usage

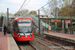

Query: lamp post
71;0;75;34
38;9;40;34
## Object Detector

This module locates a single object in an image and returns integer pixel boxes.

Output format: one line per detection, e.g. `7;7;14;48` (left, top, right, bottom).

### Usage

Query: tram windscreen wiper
23;33;25;35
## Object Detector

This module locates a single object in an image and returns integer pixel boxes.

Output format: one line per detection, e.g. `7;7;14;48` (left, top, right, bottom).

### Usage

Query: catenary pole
7;8;9;30
38;9;40;34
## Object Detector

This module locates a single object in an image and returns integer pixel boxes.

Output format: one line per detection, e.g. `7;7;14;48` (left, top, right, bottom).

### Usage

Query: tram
12;17;33;41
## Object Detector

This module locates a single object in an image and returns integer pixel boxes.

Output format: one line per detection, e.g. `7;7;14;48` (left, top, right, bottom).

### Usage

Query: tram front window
18;19;32;33
18;23;32;33
19;26;31;33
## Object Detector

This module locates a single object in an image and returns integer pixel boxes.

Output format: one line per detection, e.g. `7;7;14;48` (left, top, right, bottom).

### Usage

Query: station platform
0;32;19;50
44;31;75;43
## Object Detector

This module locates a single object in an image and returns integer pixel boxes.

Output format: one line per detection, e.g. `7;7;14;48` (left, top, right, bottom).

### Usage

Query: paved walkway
45;31;75;41
0;32;8;50
0;32;19;50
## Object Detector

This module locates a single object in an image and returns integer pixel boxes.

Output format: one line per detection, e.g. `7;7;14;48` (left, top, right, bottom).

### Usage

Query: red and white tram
12;17;33;41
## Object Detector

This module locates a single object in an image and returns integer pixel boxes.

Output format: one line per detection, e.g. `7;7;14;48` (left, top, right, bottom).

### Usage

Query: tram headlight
18;34;21;37
29;34;31;37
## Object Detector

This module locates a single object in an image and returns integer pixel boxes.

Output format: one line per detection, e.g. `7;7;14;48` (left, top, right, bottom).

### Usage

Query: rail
33;35;73;50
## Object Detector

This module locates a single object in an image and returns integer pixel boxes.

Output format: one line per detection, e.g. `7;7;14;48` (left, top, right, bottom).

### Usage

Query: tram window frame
13;22;15;31
14;21;18;33
31;21;34;32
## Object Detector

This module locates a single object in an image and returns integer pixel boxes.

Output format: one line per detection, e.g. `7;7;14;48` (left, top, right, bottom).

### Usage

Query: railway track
17;41;36;50
19;45;35;50
33;35;74;50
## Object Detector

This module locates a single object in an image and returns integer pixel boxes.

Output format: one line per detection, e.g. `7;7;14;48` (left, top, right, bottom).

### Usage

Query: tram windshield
18;19;32;33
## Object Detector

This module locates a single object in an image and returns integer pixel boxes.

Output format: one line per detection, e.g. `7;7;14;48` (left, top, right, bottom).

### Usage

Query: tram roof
14;17;33;21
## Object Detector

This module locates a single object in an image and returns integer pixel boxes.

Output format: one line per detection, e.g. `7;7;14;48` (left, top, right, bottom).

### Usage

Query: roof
14;17;33;21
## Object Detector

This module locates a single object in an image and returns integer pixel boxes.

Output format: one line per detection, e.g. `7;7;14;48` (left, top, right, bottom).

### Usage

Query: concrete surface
8;34;19;50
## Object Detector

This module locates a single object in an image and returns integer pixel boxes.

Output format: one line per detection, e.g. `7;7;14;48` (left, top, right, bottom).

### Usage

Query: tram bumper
14;35;33;41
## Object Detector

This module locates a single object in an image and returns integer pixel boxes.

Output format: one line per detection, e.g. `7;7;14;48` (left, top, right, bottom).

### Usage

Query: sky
0;0;48;14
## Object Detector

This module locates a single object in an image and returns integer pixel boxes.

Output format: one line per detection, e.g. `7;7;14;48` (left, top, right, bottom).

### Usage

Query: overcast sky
0;0;48;13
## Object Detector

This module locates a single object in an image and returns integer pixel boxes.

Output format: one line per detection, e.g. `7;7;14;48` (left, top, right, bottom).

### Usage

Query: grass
33;33;45;37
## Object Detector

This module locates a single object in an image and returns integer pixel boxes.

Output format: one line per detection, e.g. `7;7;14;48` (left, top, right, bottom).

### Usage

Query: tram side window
13;22;15;31
14;21;18;32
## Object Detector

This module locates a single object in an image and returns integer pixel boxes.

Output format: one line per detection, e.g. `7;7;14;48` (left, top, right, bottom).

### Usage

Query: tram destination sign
18;19;31;22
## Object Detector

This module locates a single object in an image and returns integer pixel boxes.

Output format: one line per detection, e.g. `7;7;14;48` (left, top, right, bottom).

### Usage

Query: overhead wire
16;0;30;16
18;0;26;11
17;0;30;13
39;0;53;9
21;0;30;9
